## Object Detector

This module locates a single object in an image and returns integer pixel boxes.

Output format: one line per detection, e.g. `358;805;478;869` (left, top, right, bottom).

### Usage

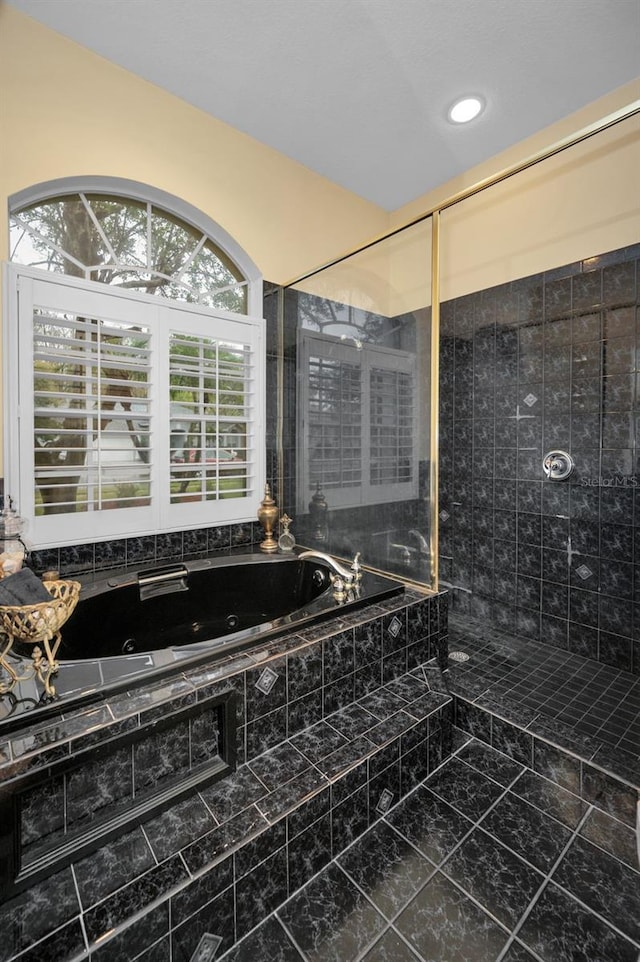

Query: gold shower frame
279;98;640;592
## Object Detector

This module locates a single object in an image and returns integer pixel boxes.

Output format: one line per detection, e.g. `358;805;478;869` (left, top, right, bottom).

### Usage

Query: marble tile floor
217;737;639;962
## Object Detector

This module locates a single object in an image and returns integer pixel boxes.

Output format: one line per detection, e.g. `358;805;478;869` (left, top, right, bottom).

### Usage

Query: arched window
5;179;265;548
9;178;261;313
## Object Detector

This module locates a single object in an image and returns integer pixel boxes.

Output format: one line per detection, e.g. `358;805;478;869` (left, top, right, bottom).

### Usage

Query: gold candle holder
257;484;279;553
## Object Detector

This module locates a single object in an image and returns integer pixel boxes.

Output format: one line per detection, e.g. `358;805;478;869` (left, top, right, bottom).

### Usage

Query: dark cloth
0;568;52;606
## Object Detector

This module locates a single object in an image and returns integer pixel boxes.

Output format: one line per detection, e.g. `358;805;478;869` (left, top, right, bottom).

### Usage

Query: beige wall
438;114;640;302
293;219;432;318
0;6;387;285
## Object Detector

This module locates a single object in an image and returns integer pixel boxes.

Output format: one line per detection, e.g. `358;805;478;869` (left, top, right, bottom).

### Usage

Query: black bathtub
51;550;398;665
62;551;405;659
2;551;403;729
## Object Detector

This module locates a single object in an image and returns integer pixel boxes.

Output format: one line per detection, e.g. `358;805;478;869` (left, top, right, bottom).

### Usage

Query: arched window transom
10;192;248;314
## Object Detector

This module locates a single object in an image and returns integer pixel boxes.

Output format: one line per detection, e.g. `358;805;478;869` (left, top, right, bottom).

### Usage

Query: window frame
3;264;266;549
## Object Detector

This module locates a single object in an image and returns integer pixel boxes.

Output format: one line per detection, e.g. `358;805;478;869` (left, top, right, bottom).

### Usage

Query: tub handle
138;564;189;601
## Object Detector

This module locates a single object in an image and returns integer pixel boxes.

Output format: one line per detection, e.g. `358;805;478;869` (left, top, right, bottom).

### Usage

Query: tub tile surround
439;243;640;671
0;589;451;962
27;520;266;581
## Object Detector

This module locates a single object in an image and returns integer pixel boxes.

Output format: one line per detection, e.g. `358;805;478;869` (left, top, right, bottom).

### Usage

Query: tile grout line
264;748;464;959
218;703;451;959
195;732;632;961
380;745;630;960
496;803;613;958
336;750;531;955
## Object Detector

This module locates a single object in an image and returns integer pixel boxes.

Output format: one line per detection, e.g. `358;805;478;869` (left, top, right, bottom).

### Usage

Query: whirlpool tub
62;551;402;658
6;551;403;717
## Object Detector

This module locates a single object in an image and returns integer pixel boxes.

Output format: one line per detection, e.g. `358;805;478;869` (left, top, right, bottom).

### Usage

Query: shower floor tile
517;883;638;962
337;821;436;919
218;741;639;962
480;791;573;873
439;828;544;929
393;871;509;962
446;613;640;785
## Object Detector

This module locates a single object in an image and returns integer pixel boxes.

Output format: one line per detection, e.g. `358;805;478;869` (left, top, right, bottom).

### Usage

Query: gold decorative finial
257;483;279;552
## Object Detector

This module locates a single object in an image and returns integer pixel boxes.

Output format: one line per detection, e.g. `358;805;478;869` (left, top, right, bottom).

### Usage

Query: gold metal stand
0;632;64;699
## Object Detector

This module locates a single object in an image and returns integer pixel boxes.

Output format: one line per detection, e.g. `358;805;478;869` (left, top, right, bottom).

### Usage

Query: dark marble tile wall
0;590;450;962
28;519;267;580
439;244;640;672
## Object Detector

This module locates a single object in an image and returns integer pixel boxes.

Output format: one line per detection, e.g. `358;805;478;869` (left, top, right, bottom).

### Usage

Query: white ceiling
7;0;640;210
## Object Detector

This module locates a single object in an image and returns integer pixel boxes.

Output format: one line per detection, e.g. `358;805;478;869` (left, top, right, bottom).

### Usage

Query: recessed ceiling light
447;96;484;124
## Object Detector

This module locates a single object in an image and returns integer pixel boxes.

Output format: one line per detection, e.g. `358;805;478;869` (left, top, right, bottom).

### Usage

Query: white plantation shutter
306;350;363;492
298;331;418;510
168;331;257;506
369;360;416;493
5;267;265;547
32;308;152;514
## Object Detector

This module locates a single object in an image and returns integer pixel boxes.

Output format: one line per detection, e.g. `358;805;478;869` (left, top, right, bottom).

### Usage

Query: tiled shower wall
439;243;640;673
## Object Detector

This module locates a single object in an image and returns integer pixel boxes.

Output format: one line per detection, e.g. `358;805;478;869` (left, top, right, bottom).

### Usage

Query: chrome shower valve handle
542;450;574;481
